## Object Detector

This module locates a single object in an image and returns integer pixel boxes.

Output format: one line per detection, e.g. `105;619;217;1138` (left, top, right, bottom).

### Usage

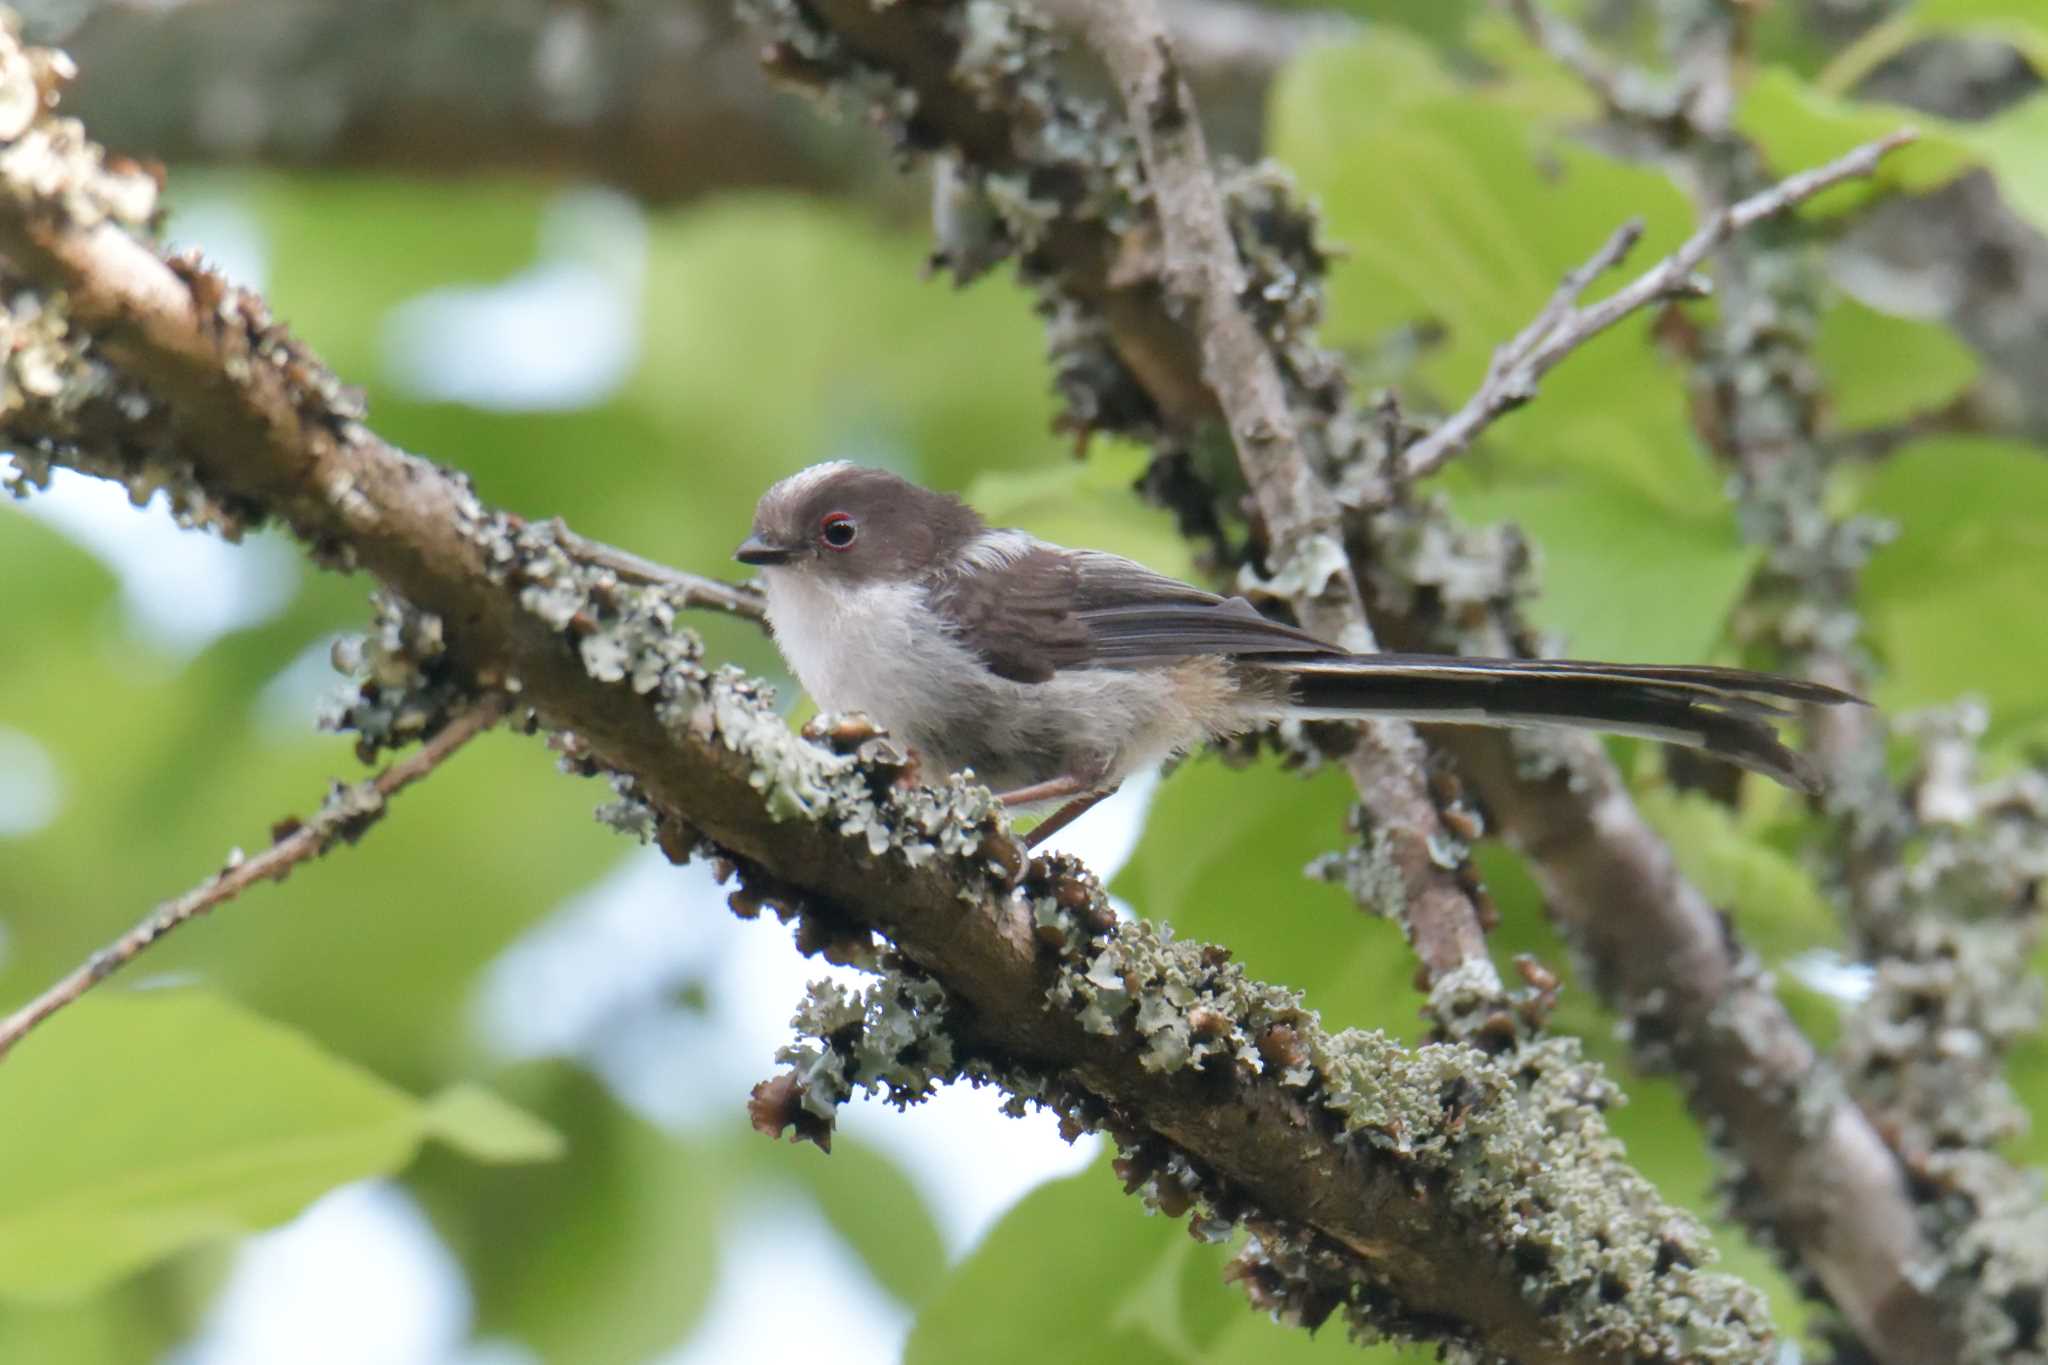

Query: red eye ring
819;511;858;550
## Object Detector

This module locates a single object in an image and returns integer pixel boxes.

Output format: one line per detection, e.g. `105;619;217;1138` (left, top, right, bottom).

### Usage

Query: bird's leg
1020;787;1117;849
995;774;1095;807
994;775;1119;850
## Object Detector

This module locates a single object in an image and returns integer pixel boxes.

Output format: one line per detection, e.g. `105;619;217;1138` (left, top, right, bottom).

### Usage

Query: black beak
734;534;798;566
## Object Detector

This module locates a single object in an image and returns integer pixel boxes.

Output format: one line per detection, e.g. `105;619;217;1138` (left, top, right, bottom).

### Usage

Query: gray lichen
453;507;1016;876
1035;915;1770;1357
1830;715;2048;1357
775;971;962;1121
1305;819;1407;924
320;592;474;762
0;284;261;539
0;17;157;233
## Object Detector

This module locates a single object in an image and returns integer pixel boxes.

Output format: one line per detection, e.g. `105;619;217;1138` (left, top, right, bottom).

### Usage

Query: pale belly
760;571;1237;792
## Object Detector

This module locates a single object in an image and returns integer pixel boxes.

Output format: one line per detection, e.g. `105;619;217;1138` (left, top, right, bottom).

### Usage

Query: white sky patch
1033;767;1155;924
163;195;271;292
663;1195;911;1365
0;726;62;837
1785;948;1877;1005
836;1078;1100;1259
253;631;350;737
169;1183;472;1365
5;466;300;658
380;189;644;411
474;773;1157;1260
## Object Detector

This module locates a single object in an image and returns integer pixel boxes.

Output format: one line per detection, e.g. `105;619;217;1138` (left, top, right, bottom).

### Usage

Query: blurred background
1;0;2045;1362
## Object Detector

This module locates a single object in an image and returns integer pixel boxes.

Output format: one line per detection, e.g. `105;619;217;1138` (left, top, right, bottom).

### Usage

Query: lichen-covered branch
0;693;506;1061
1072;0;1510;1029
40;0;876;204
1512;2;2047;1359
0;18;1770;1360
738;0;1966;1358
30;0;1335;205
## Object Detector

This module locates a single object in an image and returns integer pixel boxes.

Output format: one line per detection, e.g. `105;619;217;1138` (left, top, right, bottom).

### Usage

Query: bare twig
0;696;507;1061
1822;387;1995;461
548;518;765;620
1077;0;1510;1025
1367;129;1919;496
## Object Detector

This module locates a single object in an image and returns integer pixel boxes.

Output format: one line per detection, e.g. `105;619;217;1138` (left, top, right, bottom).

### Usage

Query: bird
734;462;1860;847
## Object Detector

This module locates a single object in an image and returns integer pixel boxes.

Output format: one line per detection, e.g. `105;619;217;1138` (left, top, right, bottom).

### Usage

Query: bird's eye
819;512;858;550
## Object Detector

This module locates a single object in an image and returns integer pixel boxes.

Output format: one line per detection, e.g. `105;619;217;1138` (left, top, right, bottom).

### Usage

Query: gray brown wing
932;544;1336;683
930;544;1090;683
1069;552;1339;664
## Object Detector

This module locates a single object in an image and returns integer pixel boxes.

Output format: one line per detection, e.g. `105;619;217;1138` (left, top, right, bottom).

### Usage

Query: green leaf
0;989;557;1302
421;1082;568;1164
0;1267;191;1365
409;1063;722;1365
1820;2;2048;96
1915;0;2048;66
1633;790;1837;963
1814;295;1980;431
634;196;1064;505
1446;457;1760;665
1858;436;2048;744
1735;69;1973;217
906;1159;1186;1365
1736;67;2048;239
1274;41;1755;664
1273;39;1694;395
236;171;548;383
909;1156;1422;1364
1962;95;2048;234
759;1132;950;1311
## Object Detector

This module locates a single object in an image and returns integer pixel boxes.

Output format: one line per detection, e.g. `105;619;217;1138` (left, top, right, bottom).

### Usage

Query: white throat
758;568;945;723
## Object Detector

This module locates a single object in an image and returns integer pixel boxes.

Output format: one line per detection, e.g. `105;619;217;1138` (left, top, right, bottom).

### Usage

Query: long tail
1247;654;1863;792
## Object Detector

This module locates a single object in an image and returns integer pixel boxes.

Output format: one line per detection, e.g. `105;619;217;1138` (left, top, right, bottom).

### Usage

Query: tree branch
1366;130;1917;497
0;695;507;1061
737;2;1966;1359
1509;2;2046;1357
35;0;1340;204
547;518;765;621
0;20;1768;1360
1072;0;1513;1023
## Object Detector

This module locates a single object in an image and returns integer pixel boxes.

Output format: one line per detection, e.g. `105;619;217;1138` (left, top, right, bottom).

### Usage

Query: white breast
759;569;962;722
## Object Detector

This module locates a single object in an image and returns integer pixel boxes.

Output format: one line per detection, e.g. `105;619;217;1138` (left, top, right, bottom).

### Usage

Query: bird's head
735;462;983;586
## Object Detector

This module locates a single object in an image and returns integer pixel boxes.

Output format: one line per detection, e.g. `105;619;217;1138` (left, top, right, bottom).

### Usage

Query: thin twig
548;519;766;621
1822;387;1995;461
1366;129;1917;497
0;696;507;1061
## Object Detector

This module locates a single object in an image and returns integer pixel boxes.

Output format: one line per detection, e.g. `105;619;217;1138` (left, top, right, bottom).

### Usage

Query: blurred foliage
1;3;2044;1362
1273;34;1761;666
0;991;557;1302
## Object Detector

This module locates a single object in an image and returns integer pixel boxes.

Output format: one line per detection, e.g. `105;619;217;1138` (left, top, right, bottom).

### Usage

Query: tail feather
1250;654;1863;792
